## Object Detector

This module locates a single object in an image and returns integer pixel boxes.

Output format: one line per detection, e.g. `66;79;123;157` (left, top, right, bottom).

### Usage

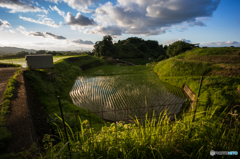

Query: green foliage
167;41;194;57
41;108;240;158
93;36;166;59
0;69;22;150
121;58;155;65
24;55;105;130
154;47;240;117
0;127;11;149
36;50;46;54
45;51;63;55
156;55;168;62
94;35;115;57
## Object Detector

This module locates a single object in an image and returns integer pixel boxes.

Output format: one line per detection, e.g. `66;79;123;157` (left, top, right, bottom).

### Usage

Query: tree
36;50;46;54
93;35;114;57
166;41;194;57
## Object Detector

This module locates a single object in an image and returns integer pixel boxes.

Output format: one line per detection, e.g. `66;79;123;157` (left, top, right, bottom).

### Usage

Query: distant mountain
0;47;37;55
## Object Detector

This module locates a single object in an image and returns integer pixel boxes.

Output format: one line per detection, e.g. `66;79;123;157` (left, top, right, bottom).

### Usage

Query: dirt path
0;68;50;155
0;68;16;105
5;73;34;153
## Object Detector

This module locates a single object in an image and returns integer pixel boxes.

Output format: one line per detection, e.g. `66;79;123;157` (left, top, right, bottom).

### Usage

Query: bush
167;41;194;57
156;55;168;62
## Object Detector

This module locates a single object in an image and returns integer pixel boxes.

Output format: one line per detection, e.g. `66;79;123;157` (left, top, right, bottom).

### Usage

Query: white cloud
9;29;15;33
46;0;98;13
0;0;48;13
0;19;10;28
66;12;95;26
19;15;60;28
202;41;240;47
17;25;29;35
85;25;122;36
164;38;192;45
92;0;220;36
50;5;65;17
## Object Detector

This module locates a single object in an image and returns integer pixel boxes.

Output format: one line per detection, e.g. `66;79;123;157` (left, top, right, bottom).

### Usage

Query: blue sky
0;0;239;51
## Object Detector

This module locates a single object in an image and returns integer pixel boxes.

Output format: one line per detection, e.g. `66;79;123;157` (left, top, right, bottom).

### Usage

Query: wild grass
0;68;22;149
154;47;240;118
120;58;155;65
40;105;240;159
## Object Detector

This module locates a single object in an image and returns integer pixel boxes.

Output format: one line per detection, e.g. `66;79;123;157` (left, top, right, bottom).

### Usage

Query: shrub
167;41;194;57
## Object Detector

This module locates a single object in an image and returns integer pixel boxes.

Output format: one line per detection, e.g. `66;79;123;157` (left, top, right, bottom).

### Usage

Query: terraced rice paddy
70;68;187;122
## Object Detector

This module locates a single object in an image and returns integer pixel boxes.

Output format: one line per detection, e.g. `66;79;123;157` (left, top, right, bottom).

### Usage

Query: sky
0;0;239;51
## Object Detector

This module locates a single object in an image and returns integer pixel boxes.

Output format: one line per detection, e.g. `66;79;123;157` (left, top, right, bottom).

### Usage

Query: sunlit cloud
19;15;61;28
0;0;48;13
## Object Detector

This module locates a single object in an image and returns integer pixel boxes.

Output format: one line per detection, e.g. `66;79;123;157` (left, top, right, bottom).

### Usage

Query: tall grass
0;68;22;149
41;105;240;159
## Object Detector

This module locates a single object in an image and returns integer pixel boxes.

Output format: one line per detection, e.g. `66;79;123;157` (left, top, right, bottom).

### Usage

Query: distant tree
138;43;148;52
163;45;168;50
167;41;194;57
36;50;46;54
94;35;115;57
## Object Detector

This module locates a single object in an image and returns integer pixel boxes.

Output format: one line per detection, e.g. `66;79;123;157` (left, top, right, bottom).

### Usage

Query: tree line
0;50;92;58
93;35;196;61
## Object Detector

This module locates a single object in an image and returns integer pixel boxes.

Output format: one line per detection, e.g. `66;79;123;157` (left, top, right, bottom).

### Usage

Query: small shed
25;54;54;69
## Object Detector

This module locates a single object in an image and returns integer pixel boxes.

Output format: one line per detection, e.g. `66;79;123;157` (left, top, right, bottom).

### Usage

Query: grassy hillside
23;55;107;132
154;47;240;116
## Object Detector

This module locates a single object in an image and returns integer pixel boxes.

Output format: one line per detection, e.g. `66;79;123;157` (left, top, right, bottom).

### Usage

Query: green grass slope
154;47;240;116
24;55;107;132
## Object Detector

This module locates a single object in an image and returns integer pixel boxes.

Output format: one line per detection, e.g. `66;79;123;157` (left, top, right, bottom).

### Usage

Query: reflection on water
70;72;186;121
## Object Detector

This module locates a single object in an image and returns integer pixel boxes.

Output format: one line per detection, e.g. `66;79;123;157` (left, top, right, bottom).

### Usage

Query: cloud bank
89;0;220;36
46;0;97;13
202;41;240;47
0;0;47;13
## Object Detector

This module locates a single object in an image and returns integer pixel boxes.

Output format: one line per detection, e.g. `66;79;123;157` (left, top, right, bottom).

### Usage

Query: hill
94;36;167;59
0;47;37;55
154;47;240;116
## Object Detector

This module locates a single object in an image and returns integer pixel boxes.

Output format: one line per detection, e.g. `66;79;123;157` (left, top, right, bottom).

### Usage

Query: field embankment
154;47;240;116
23;55;106;131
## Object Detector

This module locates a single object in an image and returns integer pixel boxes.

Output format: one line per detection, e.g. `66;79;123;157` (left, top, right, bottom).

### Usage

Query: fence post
57;96;71;158
192;76;203;123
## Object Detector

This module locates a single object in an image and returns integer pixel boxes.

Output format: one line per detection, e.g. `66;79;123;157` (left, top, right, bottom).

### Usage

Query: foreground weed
41;107;240;159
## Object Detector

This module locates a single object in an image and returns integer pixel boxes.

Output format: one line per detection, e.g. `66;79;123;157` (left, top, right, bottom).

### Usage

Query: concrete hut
25;54;55;79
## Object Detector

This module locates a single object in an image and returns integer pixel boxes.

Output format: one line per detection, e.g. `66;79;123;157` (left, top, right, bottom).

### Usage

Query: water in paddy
70;65;186;122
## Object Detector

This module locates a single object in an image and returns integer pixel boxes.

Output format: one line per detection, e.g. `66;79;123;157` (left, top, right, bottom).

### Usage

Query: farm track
0;68;16;106
0;67;49;154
